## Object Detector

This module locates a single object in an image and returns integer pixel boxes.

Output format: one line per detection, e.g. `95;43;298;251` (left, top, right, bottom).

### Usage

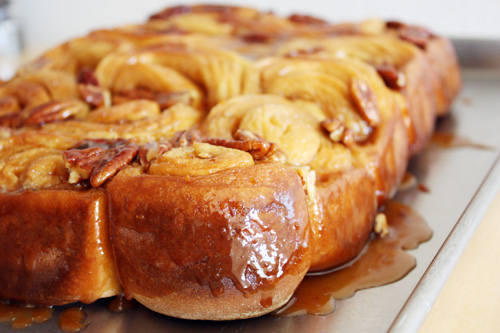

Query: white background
11;0;500;54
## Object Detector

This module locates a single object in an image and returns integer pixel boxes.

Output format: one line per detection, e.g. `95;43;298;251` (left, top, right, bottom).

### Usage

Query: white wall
9;0;500;59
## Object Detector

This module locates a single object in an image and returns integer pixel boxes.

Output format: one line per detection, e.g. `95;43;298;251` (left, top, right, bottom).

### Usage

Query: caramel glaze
431;132;493;150
107;296;137;313
275;201;431;316
0;188;119;305
310;168;376;271
0;302;53;329
107;163;311;319
58;307;88;332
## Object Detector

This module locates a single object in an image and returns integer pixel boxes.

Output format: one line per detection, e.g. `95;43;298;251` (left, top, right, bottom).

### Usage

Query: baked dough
0;5;460;320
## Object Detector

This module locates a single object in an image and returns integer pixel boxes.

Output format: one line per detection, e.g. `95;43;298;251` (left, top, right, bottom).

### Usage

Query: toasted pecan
64;138;139;187
350;78;381;127
204;136;277;160
24;100;89;126
78;84;111;108
376;64;406;91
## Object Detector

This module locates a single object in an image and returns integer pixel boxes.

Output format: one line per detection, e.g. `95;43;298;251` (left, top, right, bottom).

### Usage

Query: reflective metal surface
2;39;500;333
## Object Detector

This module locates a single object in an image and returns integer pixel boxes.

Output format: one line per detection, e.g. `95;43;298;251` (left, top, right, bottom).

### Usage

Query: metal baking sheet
2;39;500;333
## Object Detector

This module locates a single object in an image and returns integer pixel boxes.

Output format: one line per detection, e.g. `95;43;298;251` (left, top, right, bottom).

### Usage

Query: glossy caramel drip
0;302;53;329
275;201;431;316
399;171;417;191
431;132;492;150
418;184;430;193
58;307;88;332
107;296;137;313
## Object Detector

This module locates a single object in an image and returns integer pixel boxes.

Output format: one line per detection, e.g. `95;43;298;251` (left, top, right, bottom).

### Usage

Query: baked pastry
0;5;460;320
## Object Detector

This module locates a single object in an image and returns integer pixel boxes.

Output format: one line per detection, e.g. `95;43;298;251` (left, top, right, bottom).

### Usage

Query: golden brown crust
0;189;120;305
108;163;311;319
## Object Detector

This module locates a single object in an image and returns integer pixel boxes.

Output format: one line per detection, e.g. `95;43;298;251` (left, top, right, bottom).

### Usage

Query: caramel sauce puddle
431;132;493;150
0;201;432;328
58;307;88;332
275;201;432;316
0;302;53;329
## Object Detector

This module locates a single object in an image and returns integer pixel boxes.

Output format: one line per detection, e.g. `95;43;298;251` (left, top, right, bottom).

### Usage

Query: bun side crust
0;189;120;305
427;37;462;117
403;37;461;154
310;168;376;271
107;163;311;319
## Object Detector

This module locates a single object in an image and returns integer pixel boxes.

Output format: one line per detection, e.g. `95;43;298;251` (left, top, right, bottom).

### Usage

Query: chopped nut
376;64;406;91
350;78;381;127
374;212;389;237
321;119;345;142
24;100;89;126
341;128;355;147
320;119;356;147
64;138;139;187
172;130;202;148
138;141;173;170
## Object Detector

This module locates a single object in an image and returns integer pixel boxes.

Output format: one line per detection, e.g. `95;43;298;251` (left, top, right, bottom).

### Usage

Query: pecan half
24;100;88;126
114;88;192;110
77;67;99;86
376;64;406;91
386;21;433;49
64;138;138;187
289;14;328;25
149;5;192;19
205;135;277;160
78;84;111;108
150;5;238;20
350;78;381;127
398;25;433;49
241;33;274;44
386;20;406;29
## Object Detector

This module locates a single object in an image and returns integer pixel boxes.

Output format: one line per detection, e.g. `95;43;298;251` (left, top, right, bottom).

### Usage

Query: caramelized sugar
0;302;53;329
275;201;432;317
399;172;417;191
431;132;492;150
107;296;137;313
58;307;88;332
417;184;430;193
